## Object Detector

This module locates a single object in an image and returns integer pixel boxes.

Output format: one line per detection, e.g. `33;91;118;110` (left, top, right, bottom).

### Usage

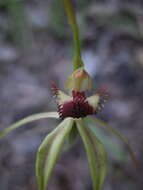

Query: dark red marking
58;91;94;119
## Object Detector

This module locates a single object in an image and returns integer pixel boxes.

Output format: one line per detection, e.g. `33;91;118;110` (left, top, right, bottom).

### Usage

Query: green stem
63;0;84;70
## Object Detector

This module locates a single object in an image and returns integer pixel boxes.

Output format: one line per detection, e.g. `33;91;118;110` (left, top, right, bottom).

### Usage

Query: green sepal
76;119;107;190
63;122;78;150
89;116;138;167
67;122;78;144
84;117;126;162
36;118;74;190
0;112;59;139
65;67;92;92
83;118;108;189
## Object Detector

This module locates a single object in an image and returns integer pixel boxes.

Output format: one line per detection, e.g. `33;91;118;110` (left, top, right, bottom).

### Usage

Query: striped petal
89;116;138;167
36;118;74;190
0;112;59;139
76;119;107;190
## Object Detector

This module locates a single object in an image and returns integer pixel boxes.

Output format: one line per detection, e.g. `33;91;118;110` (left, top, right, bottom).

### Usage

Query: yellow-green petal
89;116;138;167
0;112;59;139
83;118;107;189
36;118;74;190
76;119;104;190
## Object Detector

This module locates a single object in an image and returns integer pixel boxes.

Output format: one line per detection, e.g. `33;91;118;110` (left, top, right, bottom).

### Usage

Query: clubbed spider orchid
0;0;137;190
0;67;137;190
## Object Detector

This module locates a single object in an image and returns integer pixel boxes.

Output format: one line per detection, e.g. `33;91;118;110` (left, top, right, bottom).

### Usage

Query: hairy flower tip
96;88;109;111
51;82;59;97
65;67;93;92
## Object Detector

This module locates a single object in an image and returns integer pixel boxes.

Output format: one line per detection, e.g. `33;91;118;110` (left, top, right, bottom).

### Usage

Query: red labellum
51;82;108;119
58;91;94;119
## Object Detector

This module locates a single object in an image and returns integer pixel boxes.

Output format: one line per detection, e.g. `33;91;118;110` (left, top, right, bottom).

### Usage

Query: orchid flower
0;1;137;190
0;67;137;190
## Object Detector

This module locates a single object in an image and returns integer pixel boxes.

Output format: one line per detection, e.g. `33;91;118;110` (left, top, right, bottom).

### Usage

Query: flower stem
63;0;84;70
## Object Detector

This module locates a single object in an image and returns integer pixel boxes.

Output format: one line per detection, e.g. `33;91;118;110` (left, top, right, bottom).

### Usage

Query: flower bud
65;67;92;91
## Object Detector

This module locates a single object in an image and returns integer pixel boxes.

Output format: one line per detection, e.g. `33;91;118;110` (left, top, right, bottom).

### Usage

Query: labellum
52;85;108;119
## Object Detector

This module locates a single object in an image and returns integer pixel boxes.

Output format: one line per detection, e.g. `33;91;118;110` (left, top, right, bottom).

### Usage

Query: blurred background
0;0;143;189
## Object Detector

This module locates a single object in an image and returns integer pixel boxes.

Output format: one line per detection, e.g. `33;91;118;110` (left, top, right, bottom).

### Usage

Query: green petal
89;116;138;167
76;119;101;190
36;118;74;190
94;136;107;189
67;122;78;143
84;118;126;162
0;112;59;139
63;123;78;151
83;118;107;189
